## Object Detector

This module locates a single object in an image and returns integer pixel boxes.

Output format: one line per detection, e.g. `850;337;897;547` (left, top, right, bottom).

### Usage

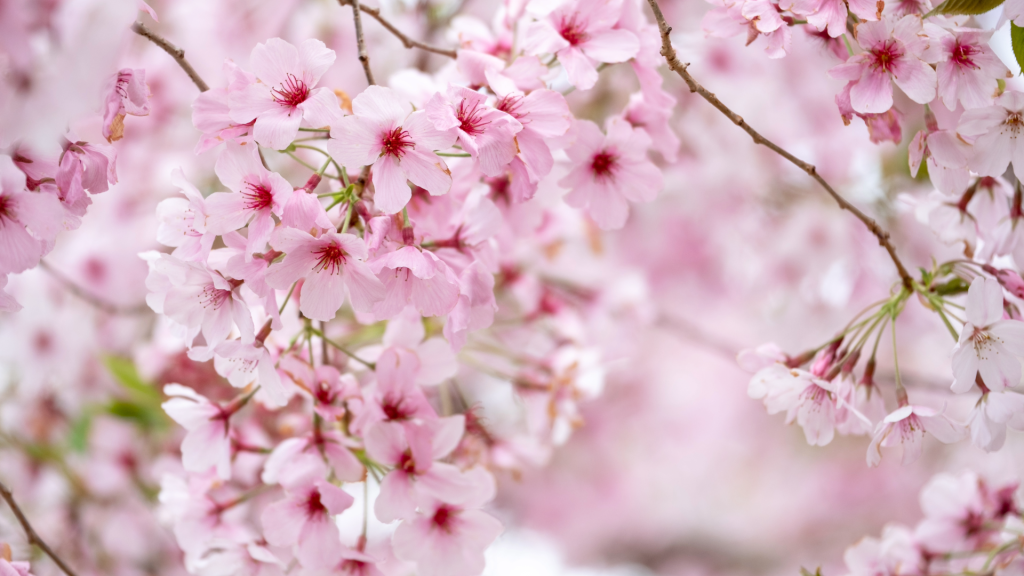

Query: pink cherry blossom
967;390;1024;452
828;16;937;114
559;117;662;230
867;404;965;466
369;246;461;319
0;155;62;275
265;228;384;321
261;429;364;485
523;0;640;90
934;29;1008;111
212;338;289;407
951;276;1024;393
351;347;437;434
0;557;35;576
494;88;572;202
444;261;497;351
156;168;217;262
908;123;970;195
843;525;921;576
57;140;117;197
425;85;522;177
102;68;150;142
958;91;1024;182
702;0;792;59
193;60;257;154
329;86;456;214
365;416;470;522
261;456;354;569
205;142;293;259
229;38;341;150
162;384;235;479
391;467;502;576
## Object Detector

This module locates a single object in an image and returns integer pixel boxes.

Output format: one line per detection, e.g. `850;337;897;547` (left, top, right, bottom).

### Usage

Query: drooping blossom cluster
832;471;1024;576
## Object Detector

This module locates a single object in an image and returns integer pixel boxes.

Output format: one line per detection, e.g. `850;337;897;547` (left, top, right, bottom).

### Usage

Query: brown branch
644;0;914;290
130;22;209;92
349;0;377;85
337;0;458;59
39;261;149;316
0;480;79;576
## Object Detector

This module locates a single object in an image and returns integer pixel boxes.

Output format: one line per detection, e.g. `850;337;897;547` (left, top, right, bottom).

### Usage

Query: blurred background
2;0;1023;575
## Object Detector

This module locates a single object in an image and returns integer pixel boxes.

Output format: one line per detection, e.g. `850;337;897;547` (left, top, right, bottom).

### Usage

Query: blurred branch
645;0;914;291
38;261;149;316
0;480;79;576
130;22;210;92
349;0;377;85
657;314;739;360
337;0;458;59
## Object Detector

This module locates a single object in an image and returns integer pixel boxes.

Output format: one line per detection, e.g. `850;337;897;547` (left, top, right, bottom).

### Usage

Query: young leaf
1013;23;1024;74
939;0;1005;14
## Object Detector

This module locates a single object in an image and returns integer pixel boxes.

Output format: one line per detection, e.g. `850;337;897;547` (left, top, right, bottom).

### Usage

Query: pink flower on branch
425;85;522;178
828;16;937;114
329;86;456;215
229;38;341;150
951;276;1024;394
867;404;965;466
958;91;1024;182
559;118;662;230
369;246;461;320
265;228;385;321
934;28;1008;111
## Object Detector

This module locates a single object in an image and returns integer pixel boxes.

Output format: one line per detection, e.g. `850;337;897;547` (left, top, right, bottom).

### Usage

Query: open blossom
426;85;521;177
205;142;293;259
908;118;970;195
702;0;792;59
162;384;235;479
229;38;341;150
559;117;662;230
370;246;461;320
212;338;289;407
958;91;1024;182
265;228;384;321
967;389;1024;452
0;155;62;275
329;86;456;214
867;404;965;466
828;16;937;114
261;456;354;569
951;276;1024;393
934;28;1007;111
193;60;257;154
157;168;216;262
785;0;880;38
391;466;502;576
365;416;471;522
102;68;150;142
843;525;921;576
495;88;572;202
522;0;639;90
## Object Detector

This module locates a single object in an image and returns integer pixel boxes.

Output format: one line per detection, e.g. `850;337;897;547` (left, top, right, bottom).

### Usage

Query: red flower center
312;243;347;275
590;150;619;179
0;195;11;224
496;94;525;121
398;450;417;474
242;181;275;212
305;489;326;519
431;505;457;533
381;392;413;420
951;41;980;69
456;99;492;136
272;73;311;108
558;14;589;46
381;127;414;159
869;41;902;73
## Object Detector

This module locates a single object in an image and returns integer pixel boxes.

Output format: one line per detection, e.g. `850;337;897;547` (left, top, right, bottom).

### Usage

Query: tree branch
337;0;458;59
130;22;209;92
348;0;376;85
0;480;79;576
39;261;149;316
644;0;914;290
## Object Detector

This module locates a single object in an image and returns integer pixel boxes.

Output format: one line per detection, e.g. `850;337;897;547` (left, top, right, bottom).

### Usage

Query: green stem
278;283;296;314
436;152;472;157
308;328;376;369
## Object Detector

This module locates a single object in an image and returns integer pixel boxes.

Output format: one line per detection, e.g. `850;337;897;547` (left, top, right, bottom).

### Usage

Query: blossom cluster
835;470;1024;576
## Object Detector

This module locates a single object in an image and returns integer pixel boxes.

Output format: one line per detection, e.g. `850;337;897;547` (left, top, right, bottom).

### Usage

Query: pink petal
352;85;412;126
370;155;411;215
299;87;342;129
343;259;385;313
297;38;336;86
890;57;936;105
375;470;416;522
850;68;894;114
401;149;452;197
558;47;599;91
329;116;384;169
253;105;304;150
580;29;639;63
300;266;346;321
251;38;301;89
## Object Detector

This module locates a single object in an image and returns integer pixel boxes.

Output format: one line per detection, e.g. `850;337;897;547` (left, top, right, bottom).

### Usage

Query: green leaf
106;399;167;430
67;412;93;453
1013;24;1024;75
934;277;971;296
102;355;161;402
939;0;1005;14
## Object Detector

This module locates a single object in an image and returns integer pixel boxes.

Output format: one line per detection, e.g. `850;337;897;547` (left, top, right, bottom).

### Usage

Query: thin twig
0;480;79;576
39;261;149;315
337;0;458;59
349;0;376;85
644;0;914;290
130;22;209;92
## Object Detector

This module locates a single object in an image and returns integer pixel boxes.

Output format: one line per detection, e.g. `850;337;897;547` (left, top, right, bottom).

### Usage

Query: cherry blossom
958;91;1024;182
156;168;217;262
494;88;572;202
329;86;456;214
369;246;461;319
102;68;150;142
425;85;522;177
229;38;341;150
559;117;662;229
867;404;965;466
522;0;639;90
193;60;257;154
162;384;236;479
828;16;937;114
951;276;1024;393
0;155;62;275
934;28;1007;111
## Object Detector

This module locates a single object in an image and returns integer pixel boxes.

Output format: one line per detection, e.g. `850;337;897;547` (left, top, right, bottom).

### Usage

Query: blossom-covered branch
130;22;209;92
0;480;78;576
646;0;914;289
